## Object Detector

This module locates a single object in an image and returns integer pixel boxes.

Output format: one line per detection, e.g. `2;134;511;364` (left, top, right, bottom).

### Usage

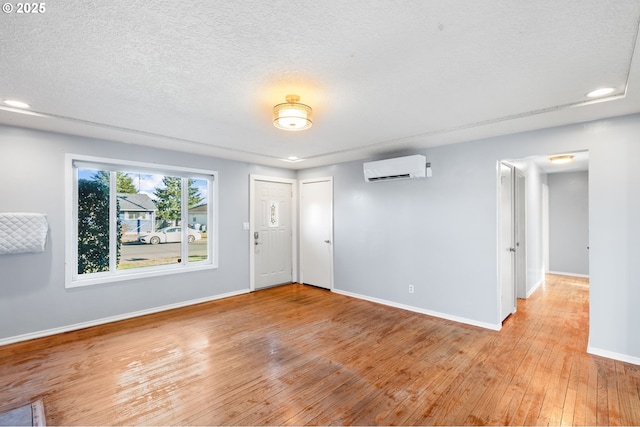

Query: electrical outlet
408;284;414;293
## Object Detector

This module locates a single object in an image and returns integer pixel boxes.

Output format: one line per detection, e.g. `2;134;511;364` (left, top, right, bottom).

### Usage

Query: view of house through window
71;158;215;286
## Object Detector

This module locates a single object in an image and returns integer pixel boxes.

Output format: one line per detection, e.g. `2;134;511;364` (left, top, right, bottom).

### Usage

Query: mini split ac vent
367;173;412;182
363;155;427;182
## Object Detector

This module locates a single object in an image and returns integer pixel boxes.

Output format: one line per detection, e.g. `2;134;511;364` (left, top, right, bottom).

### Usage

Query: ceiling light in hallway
549;154;575;164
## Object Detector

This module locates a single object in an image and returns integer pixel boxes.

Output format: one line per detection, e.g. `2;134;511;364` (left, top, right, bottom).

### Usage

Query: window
65;154;217;288
125;212;150;220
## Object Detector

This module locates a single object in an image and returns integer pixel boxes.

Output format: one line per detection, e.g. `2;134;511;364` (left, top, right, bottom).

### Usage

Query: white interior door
253;179;293;289
515;169;527;298
499;163;516;321
300;178;333;290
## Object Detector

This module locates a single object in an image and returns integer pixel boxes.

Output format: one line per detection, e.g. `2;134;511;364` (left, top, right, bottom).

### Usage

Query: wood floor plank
399;328;493;425
596;357;611;425
619;363;640;426
1;276;639;425
584;356;599;425
569;353;590;426
494;316;547;425
328;322;468;425
606;359;622;426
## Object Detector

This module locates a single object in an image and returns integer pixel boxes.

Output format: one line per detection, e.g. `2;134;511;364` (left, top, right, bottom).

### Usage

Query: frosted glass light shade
273;95;312;131
549;154;574;164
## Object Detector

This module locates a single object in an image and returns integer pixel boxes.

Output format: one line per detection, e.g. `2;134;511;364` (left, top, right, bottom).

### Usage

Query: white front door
253;179;293;289
300;178;333;290
499;162;516;321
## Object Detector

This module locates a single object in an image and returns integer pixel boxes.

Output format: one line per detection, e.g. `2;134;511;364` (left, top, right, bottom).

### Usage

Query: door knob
324;240;331;244
509;247;516;252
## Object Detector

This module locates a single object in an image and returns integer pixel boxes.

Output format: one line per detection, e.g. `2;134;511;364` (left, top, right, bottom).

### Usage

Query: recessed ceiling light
281;157;305;163
2;99;30;109
549;154;574;165
586;87;615;98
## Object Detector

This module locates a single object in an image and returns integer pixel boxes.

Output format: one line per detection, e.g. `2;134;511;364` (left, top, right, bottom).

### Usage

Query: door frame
497;162;517;323
299;177;334;290
249;175;298;291
542;183;549;277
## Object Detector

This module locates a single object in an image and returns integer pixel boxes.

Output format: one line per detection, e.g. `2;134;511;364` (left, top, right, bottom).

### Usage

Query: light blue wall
548;171;589;276
588;135;640;361
299;114;640;360
300;144;502;328
0;125;295;341
1;114;639;363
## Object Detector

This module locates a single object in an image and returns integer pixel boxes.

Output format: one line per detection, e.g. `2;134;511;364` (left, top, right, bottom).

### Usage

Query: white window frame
65;154;218;288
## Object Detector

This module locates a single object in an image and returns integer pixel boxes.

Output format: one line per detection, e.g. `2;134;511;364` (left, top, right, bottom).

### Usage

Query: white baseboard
332;288;501;331
526;279;543;298
548;271;590;279
587;345;640;366
0;288;251;347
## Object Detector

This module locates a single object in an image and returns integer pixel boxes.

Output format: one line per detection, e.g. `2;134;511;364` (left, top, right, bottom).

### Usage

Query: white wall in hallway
548;171;589;276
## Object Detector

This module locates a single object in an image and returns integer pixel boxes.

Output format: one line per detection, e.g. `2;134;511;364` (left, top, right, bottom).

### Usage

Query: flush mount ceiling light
273;95;312;131
586;87;616;98
2;99;30;109
280;156;305;163
549;154;575;164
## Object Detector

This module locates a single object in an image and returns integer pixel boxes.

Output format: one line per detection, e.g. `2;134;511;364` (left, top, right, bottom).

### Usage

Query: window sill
65;262;218;289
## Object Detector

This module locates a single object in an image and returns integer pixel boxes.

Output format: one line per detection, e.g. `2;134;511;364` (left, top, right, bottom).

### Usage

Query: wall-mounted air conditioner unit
363;154;427;182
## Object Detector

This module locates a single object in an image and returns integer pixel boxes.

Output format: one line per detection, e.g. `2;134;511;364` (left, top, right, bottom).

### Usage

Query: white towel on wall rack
0;213;48;255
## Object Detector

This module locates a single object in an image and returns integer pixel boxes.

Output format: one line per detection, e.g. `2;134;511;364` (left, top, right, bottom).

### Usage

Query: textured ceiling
1;1;639;168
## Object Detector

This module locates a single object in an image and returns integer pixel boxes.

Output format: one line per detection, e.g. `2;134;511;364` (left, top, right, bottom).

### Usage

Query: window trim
65;153;218;288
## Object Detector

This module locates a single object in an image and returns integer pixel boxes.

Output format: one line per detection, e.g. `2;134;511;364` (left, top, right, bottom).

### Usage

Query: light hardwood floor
1;274;639;425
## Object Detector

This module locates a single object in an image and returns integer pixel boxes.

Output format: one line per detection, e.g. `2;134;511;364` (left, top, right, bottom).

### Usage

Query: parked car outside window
139;227;202;244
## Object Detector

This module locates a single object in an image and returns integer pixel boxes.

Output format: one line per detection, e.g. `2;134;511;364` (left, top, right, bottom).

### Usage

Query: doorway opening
498;150;589;324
